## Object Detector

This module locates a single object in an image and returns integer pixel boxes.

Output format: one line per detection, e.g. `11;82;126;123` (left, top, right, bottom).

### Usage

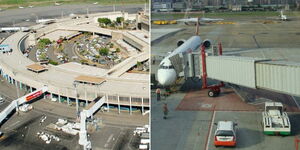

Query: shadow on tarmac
288;113;300;136
236;128;263;148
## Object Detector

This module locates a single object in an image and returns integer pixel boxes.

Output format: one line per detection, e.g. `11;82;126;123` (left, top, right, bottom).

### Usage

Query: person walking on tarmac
156;88;161;101
163;103;169;119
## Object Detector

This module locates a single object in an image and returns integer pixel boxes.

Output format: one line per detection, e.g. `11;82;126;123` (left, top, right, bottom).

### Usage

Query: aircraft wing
200;17;224;22
177;17;224;23
176;18;198;22
266;16;296;21
151;51;169;58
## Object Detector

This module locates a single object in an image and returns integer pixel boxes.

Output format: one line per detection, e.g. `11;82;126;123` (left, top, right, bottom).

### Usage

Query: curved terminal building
0;11;150;114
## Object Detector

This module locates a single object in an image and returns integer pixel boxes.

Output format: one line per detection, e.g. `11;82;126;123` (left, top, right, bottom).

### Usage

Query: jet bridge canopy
26;64;47;73
74;75;105;85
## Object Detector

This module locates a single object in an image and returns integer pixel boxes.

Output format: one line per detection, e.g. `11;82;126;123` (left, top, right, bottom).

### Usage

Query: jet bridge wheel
208;88;221;97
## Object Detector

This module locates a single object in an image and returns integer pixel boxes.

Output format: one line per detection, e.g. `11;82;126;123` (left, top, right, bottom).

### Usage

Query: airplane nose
157;69;176;86
157;74;168;86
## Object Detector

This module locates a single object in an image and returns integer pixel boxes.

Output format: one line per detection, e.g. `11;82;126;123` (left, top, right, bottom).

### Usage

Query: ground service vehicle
262;102;291;135
214;121;237;147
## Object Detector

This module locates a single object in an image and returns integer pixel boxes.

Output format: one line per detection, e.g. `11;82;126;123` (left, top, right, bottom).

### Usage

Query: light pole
73;82;79;117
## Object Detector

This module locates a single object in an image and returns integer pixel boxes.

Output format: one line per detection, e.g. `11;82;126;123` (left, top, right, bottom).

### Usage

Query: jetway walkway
0;86;48;125
182;45;300;97
0;85;106;150
79;96;106;150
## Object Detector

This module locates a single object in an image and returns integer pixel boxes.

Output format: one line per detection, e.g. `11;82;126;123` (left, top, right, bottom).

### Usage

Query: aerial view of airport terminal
151;0;300;150
0;0;149;150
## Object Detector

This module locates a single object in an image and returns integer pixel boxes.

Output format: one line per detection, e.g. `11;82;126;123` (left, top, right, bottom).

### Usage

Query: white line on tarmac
104;134;114;148
205;110;216;150
107;134;114;143
291;96;300;109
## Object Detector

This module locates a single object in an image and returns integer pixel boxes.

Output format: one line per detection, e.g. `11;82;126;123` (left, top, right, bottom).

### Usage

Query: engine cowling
177;39;186;47
202;39;211;49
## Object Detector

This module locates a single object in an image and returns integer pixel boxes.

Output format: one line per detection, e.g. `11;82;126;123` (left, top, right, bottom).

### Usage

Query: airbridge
178;48;300;97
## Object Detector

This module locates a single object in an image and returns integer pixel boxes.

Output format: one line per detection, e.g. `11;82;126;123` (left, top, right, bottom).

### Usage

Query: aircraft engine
202;39;211;49
177;39;186;47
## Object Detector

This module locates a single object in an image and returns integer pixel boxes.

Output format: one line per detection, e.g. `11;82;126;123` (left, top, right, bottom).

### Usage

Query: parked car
214;121;237;147
0;96;4;104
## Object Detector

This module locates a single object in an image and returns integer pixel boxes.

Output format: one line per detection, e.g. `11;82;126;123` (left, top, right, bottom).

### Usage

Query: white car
214;121;237;147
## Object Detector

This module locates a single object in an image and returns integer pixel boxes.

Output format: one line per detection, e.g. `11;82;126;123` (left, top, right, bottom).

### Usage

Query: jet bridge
184;44;300;97
0;86;48;125
79;96;106;150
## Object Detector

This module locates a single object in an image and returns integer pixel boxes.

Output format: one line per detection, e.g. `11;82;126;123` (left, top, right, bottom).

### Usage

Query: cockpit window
159;64;175;69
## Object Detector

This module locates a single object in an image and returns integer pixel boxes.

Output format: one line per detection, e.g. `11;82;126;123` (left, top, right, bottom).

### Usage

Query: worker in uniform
163;103;169;119
156;88;161;101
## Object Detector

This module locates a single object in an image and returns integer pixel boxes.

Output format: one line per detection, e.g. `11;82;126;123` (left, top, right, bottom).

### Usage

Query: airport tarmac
0;4;143;27
152;16;300;62
151;86;300;150
0;76;147;150
151;15;300;150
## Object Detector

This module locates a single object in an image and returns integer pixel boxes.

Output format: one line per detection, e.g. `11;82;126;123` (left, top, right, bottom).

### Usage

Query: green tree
97;18;112;26
49;59;58;65
99;48;109;56
116;48;120;53
39;53;48;61
116;17;124;24
80;59;88;64
137;61;142;67
95;55;100;59
37;42;46;49
39;38;51;45
110;43;114;48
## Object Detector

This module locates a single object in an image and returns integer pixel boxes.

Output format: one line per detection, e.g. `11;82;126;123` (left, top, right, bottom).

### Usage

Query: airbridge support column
118;95;120;114
58;89;61;103
85;90;88;107
142;97;144;114
9;76;12;84
19;81;23;90
106;94;109;112
66;89;70;105
129;96;132;115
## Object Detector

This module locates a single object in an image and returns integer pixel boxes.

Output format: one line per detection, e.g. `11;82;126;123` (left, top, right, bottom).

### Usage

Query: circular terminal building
0;11;150;114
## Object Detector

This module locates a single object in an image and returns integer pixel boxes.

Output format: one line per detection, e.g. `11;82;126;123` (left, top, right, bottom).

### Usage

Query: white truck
262;102;291;135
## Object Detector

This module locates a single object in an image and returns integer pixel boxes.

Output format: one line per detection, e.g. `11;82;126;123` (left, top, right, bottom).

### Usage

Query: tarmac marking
291;96;300;109
261;23;271;30
104;134;114;147
205;109;216;150
4;120;20;130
